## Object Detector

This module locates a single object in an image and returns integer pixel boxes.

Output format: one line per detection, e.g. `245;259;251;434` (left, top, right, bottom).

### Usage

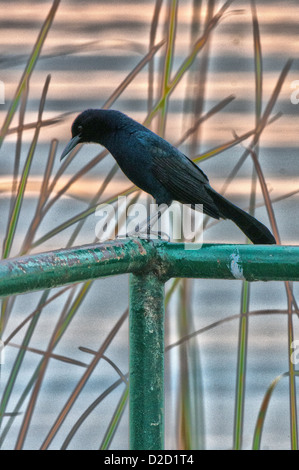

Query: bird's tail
207;188;276;245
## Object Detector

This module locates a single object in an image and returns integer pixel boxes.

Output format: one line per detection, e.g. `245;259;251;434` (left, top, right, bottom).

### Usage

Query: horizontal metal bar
159;243;299;281
0;239;156;297
0;241;299;297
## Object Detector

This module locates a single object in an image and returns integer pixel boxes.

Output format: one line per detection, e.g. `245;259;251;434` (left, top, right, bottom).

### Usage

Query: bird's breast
107;138;154;191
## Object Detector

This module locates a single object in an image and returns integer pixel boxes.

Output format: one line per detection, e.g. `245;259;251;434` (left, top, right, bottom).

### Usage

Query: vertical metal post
129;272;165;450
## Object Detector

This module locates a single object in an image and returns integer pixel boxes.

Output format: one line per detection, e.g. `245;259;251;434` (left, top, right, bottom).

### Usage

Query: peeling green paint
228;249;244;280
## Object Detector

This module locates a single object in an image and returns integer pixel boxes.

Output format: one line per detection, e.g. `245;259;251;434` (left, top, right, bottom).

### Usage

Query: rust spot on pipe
17;263;27;274
134;239;147;256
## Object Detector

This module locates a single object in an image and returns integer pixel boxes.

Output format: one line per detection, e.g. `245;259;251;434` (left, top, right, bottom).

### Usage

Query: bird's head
60;109;125;161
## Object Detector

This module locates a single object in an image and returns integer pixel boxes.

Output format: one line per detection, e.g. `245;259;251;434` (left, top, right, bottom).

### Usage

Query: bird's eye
78;125;83;134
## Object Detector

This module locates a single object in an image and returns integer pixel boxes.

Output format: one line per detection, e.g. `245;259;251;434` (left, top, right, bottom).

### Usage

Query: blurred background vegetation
0;0;298;449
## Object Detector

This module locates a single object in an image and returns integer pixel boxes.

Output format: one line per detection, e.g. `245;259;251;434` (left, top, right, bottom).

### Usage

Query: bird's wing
148;142;220;217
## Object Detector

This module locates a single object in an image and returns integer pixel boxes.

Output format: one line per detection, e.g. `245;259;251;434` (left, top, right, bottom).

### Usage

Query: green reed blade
148;0;163;113
145;0;232;125
0;0;60;150
158;0;178;136
251;0;262;124
20;140;58;255
233;282;249;450
0;291;49;432
9;79;29;219
177;279;205;450
100;384;129;450
252;373;288;449
2;75;51;260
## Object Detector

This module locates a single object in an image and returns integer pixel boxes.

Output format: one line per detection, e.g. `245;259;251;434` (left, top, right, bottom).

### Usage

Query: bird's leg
128;204;170;240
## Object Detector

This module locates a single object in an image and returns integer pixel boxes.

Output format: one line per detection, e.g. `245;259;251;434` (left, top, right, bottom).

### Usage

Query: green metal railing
0;238;299;449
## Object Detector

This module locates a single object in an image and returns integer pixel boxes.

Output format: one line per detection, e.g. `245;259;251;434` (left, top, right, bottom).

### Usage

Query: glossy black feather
60;109;276;245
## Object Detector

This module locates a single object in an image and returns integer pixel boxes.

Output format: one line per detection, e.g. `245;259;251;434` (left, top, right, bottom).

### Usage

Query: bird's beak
60;134;81;161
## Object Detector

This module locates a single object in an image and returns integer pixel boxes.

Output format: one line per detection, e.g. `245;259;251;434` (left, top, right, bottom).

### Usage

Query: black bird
60;109;276;245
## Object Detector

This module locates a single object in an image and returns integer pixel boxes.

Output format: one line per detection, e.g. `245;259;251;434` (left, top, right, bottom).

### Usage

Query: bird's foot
146;230;170;242
117;228;170;242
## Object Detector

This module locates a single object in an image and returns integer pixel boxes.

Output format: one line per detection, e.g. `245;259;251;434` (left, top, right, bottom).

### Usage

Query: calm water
0;0;299;450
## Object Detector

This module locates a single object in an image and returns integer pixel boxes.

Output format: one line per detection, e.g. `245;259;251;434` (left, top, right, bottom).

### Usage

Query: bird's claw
117;229;170;242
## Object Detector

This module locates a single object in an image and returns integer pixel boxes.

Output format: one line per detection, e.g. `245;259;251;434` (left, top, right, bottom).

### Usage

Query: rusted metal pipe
0;239;157;297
